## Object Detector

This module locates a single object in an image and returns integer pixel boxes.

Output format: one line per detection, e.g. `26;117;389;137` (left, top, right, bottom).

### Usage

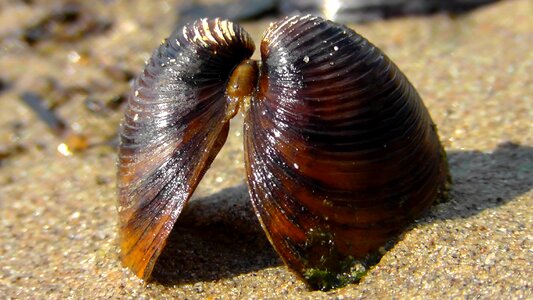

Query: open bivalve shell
117;15;450;290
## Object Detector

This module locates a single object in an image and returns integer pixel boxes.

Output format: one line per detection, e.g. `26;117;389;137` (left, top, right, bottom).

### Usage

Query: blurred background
0;0;504;173
0;0;531;299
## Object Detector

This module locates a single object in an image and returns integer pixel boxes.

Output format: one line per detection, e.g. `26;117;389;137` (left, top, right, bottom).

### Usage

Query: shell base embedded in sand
117;16;450;290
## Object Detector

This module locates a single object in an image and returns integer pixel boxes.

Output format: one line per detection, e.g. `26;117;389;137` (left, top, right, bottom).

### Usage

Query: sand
0;0;531;298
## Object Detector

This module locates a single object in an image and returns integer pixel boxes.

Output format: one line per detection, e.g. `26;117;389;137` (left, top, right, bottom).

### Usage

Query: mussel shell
244;15;448;285
118;14;449;289
117;18;254;280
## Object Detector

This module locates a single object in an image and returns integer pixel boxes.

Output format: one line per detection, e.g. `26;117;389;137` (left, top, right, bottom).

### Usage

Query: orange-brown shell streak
117;18;255;280
117;16;449;289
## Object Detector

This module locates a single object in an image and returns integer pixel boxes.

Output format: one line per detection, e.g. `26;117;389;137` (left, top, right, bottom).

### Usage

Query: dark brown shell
117;18;254;280
118;15;449;289
243;15;448;287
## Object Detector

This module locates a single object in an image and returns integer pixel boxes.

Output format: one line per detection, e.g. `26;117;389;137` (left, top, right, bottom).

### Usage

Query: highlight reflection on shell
117;18;255;280
245;15;449;289
117;15;449;290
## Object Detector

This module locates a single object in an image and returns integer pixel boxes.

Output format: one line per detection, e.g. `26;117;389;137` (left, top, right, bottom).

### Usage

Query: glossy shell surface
244;15;448;286
117;15;449;288
117;18;254;279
